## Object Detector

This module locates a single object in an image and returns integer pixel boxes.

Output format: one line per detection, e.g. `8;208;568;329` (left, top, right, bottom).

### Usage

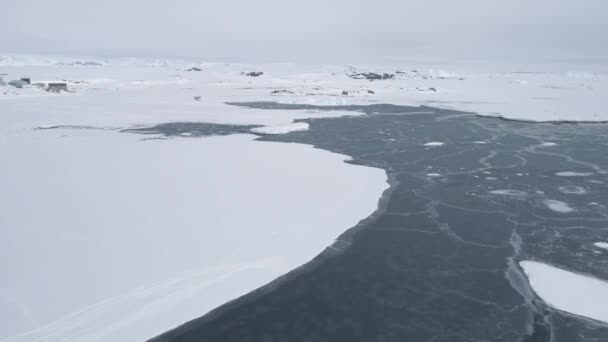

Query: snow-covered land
1;54;607;123
520;261;608;323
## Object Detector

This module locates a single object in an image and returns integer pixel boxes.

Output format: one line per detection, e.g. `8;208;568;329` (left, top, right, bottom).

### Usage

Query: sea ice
0;130;388;342
521;261;608;323
424;142;445;147
489;190;527;196
542;199;575;213
558;185;588;195
594;242;608;251
556;171;594;177
250;122;309;135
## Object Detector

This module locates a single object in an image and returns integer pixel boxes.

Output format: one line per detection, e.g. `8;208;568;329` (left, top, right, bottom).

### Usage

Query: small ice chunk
543;199;574;213
473;141;487;144
521;261;608;323
594;242;608;251
558;185;588;195
424;142;445;147
251;122;309;135
490;190;527;196
556;171;594;177
426;173;442;178
540;142;557;147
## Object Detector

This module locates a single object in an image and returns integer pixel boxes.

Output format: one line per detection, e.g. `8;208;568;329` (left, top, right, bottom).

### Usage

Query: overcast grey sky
2;0;607;62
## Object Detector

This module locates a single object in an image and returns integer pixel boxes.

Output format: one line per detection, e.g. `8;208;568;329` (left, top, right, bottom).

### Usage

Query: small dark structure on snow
348;72;394;81
48;83;68;93
242;71;264;77
20;78;31;84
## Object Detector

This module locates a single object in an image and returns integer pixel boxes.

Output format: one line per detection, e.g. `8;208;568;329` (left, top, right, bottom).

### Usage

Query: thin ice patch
556;171;594;177
543;199;575;213
424;142;445;147
558;185;588;195
490;190;527;196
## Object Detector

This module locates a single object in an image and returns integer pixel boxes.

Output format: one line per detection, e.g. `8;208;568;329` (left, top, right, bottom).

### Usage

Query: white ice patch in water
251;122;309;135
424;142;445;147
558;185;588;195
473;141;487;144
490;190;527;196
543;199;575;213
540;142;557;147
426;173;442;178
594;242;608;251
521;261;608;323
556;171;594;177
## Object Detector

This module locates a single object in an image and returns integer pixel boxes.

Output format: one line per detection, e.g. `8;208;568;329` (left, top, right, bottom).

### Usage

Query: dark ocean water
126;103;608;342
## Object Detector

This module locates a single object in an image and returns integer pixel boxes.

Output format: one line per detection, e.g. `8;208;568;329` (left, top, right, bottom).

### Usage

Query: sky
2;0;607;63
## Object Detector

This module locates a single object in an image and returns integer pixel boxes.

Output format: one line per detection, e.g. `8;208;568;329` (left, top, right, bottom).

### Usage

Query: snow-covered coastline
2;54;607;123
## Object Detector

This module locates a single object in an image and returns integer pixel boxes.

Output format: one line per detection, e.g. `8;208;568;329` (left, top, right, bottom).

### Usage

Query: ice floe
521;261;608;323
542;199;575;213
558;185;588;195
423;142;445;147
489;190;527;196
251;122;309;135
555;171;594;177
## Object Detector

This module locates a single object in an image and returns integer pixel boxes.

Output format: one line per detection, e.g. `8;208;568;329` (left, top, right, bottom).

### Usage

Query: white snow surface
0;59;391;342
0;130;387;342
521;261;608;323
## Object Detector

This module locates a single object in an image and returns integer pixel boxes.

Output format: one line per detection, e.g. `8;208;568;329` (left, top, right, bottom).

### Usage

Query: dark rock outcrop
348;72;394;81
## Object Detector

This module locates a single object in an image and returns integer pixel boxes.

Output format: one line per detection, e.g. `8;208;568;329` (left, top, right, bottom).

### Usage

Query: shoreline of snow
520;260;608;324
